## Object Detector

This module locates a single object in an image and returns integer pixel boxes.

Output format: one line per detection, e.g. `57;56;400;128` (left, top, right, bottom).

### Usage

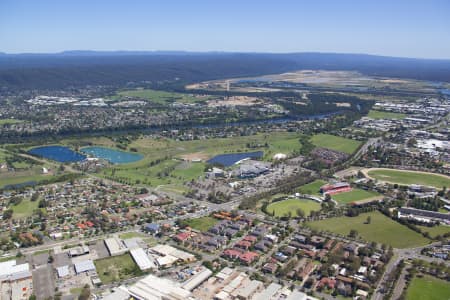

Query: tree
3;209;13;220
296;208;305;218
78;284;90;300
349;229;358;238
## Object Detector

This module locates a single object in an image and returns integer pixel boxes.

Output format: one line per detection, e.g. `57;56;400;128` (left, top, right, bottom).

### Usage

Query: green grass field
0;119;22;125
97;132;303;191
10;199;40;219
310;134;362;154
367;168;450;189
306;211;430;248
417;225;450;238
297;179;326;196
183;216;218;231
406;275;450;300
332;188;381;205
113;89;207;104
267;198;321;217
367;110;406;119
94;253;141;284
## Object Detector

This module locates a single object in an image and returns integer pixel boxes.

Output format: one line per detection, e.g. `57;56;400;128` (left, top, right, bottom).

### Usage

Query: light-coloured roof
253;282;282;300
127;274;193;300
74;260;96;274
104;237;127;255
56;265;70;278
181;268;213;291
0;260;30;279
130;248;156;271
156;255;178;267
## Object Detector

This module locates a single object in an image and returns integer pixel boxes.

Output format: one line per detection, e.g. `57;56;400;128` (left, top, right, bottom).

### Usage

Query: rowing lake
80;146;143;164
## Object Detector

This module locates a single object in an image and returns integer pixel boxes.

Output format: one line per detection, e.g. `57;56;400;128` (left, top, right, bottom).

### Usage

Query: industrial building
0;260;33;300
129;248;156;271
181;267;213;291
122;274;196;300
104;237;128;256
74;260;96;274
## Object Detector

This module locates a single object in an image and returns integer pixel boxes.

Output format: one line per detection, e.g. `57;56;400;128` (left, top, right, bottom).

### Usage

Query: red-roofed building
77;223;87;230
86;221;95;227
317;277;336;290
222;249;242;259
235;240;252;250
174;232;191;242
239;251;259;265
243;235;258;243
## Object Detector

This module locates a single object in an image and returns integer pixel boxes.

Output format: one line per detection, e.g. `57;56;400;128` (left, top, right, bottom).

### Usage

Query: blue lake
207;151;263;167
81;146;143;164
28;146;86;163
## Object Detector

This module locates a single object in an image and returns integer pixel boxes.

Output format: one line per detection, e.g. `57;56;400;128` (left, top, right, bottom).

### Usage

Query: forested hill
1;52;450;90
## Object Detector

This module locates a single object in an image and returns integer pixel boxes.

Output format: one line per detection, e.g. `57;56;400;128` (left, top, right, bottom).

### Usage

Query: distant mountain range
1;51;449;90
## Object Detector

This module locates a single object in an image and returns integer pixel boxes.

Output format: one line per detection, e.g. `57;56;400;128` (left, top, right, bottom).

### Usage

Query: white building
104;237;128;256
0;260;33;300
129;248;156;271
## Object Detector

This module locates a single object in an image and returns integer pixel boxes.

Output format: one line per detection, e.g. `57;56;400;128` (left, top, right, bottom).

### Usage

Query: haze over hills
1;51;450;90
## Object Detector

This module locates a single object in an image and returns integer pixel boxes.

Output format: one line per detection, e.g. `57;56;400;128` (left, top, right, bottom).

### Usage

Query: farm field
406;275;450;300
267;198;321;217
367;110;406;119
332;188;381;205
0;171;56;189
297;179;326;196
366;168;450;188
10;199;40;219
113;89;208;104
310;134;362;154
306;211;430;248
94;253;141;284
417;225;450;238
183;216;218;231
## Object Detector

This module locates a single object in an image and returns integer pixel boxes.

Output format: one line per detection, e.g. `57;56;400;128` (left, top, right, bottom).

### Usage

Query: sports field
366;168;450;189
310;134;362;154
267;198;321;217
406;275;450;300
332;188;381;205
367;110;406;119
306;211;430;248
297;179;326;196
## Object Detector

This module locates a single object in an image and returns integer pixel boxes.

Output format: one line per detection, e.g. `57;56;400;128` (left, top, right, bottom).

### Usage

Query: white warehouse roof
74;260;96;274
130;248;156;271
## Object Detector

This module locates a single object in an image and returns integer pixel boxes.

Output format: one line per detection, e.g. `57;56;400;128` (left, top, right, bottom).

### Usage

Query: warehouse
74;260;96;274
0;260;33;300
129;248;156;271
127;274;195;300
181;267;213;291
104;237;128;256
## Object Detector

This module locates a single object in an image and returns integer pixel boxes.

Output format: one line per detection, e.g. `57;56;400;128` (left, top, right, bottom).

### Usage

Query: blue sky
1;0;449;58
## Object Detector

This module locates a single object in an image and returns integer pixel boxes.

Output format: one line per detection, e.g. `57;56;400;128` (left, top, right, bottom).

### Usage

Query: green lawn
113;89;207;104
332;188;381;205
0;119;22;125
183;216;218;231
10;199;40;219
406;275;450;300
417;225;450;238
367;168;450;189
94;253;142;284
267;198;321;217
119;232;149;239
306;211;430;248
310;134;362;154
367;110;406;119
297;179;326;196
